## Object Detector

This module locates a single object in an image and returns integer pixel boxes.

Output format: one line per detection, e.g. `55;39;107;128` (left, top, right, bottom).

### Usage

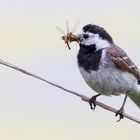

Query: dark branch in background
0;59;140;124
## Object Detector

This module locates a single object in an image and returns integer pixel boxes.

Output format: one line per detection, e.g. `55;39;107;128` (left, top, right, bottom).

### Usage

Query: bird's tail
128;92;140;108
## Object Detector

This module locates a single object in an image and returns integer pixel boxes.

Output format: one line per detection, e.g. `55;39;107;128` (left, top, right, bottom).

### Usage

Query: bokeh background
0;0;140;140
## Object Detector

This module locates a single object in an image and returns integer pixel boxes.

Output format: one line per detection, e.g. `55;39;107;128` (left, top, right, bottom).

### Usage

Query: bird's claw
89;94;100;110
89;98;96;110
115;107;124;122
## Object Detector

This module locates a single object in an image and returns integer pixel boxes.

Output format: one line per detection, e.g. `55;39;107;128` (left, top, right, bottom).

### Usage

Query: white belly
78;66;139;96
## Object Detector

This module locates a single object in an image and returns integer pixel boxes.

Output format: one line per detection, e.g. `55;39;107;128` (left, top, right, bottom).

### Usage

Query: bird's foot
89;94;101;110
115;107;124;122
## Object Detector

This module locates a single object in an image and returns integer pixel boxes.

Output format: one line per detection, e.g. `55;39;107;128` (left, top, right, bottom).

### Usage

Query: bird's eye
83;34;89;39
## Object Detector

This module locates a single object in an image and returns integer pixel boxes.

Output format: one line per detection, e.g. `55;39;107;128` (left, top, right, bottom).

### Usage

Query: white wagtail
75;24;140;121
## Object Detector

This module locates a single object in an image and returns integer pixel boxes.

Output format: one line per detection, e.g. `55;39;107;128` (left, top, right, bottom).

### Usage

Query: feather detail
106;47;140;84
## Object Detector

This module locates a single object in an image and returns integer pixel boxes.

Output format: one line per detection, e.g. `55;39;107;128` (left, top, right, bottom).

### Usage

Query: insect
56;21;78;49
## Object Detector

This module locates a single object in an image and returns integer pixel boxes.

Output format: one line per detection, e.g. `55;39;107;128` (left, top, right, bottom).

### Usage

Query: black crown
83;24;114;43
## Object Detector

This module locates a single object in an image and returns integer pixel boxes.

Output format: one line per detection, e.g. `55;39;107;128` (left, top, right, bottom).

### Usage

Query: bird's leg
115;91;128;122
89;94;101;110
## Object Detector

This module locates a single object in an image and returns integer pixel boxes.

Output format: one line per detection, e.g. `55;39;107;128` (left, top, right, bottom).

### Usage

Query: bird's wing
106;46;140;84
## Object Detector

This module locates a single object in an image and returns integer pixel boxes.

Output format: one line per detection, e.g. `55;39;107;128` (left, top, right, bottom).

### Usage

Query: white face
76;30;111;50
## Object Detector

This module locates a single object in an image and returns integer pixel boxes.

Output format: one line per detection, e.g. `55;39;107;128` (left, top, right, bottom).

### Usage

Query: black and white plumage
76;24;140;119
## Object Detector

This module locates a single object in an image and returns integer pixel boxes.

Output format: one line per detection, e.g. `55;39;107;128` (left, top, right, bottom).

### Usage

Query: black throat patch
77;43;103;72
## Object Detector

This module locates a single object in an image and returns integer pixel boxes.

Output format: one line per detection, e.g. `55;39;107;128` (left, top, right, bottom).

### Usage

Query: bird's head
76;24;114;51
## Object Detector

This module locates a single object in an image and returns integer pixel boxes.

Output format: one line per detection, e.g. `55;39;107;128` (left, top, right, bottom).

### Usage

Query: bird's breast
78;65;139;96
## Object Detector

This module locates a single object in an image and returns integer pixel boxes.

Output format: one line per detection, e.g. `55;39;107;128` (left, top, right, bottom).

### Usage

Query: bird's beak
76;33;83;42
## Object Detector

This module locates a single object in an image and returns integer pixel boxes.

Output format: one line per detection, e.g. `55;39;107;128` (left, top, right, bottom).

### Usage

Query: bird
75;24;140;121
